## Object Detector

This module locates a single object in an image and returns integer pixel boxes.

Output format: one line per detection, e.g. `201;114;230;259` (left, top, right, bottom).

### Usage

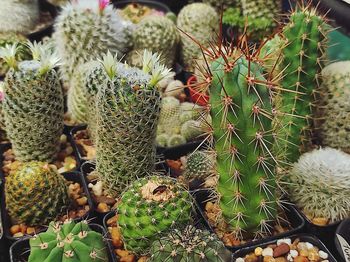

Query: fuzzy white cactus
287;147;350;223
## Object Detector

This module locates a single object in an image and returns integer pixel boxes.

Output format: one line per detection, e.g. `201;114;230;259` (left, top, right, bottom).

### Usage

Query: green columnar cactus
28;220;108;262
5;161;69;226
157;96;181;135
54;0;133;123
274;7;328;165
318;61;350;152
129;15;179;68
117;176;193;255
149;225;231;262
204;50;278;238
0;42;64;162
287;148;350;223
0;0;39;34
177;3;219;70
184;150;215;182
96;51;173;196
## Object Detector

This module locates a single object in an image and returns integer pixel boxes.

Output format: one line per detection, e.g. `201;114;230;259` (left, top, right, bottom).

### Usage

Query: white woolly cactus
287;147;350;223
0;0;39;34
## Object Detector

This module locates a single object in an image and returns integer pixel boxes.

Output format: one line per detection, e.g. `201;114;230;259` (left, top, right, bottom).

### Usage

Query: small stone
277;238;292;246
13;232;24;238
10;225;20;235
263;256;275;262
299;248;309;257
312;217;328;226
308;249;320;261
65;146;74;155
287;254;293;261
290;249;299;258
111;227;123;248
120;255;136;262
262;247;274;257
275;258;287;262
321;260;329;262
97;202;110;213
60;134;67;144
19;224;27;234
318;250;328;259
255;247;263;256
244;253;258;262
76;196;88;206
294;256;309;262
235;258;244;262
305;242;314;249
94;195;116;205
107;215;118;226
90;181;103;197
273;243;290;257
138;257;147;262
26;227;35;235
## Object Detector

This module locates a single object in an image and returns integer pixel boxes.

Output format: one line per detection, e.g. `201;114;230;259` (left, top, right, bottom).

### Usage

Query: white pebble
262;247;273;257
319;250;328;259
305;242;314;249
321;260;329;262
290;249;298;258
287;254;293;261
235;258;244;262
277;238;292;245
91;181;103;196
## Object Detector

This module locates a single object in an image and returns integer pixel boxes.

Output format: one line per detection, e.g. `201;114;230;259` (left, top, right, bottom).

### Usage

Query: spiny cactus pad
28;220;108;262
5;162;69;226
117;176;193;255
287;148;350;223
149;225;231;262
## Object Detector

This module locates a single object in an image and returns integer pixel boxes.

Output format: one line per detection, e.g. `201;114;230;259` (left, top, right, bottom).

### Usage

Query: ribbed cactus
157;96;181;135
29;220;108;262
5;161;69;226
317;61;350;152
117;176;193;255
149;225;231;262
129;15;179;68
0;42;64;162
0;0;39;34
96;51;172;196
184;150;215;182
287;148;350;223
54;0;133;123
177;3;219;70
203;0;238;12
274;6;328;165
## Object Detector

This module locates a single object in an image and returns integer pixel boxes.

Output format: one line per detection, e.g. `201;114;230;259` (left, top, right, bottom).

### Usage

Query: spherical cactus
318;61;350;152
180;120;206;141
0;0;39;34
156;133;169;147
286;147;350;223
177;3;219;70
167;134;186;147
131;15;179;68
117;175;193;255
164;80;184;98
203;0;239;12
179;102;203;124
184;150;215;182
28;220;108;262
5;161;69;226
157;96;181;135
1;42;64;162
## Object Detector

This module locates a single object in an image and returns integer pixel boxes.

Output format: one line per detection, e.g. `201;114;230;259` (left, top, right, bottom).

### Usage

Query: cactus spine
274;6;328;165
96;51;172;196
29;220;108;262
0;42;64;162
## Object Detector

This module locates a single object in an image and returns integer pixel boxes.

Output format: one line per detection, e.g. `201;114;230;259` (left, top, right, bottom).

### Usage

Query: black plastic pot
9;223;117;262
112;0;171;15
0;170;95;243
232;233;337;261
335;219;350;261
153;0;188;14
193;189;305;253
158;140;208;160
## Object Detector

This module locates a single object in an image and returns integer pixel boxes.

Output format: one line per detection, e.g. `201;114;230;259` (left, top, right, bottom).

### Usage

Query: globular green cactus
157;96;181;135
117;176;193;255
54;0;133;123
129;15;179;68
203;0;239;12
177;3;219;70
96;51;173;196
5;161;69;226
286;148;350;223
180;120;205;141
0;42;64;162
274;6;328;165
149;225;231;262
28;220;108;262
0;0;39;34
179;102;203;124
184;150;215;182
317;61;350;153
167;134;187;147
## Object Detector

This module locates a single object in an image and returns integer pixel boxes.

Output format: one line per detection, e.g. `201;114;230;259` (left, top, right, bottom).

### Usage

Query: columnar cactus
117;176;193;255
177;3;219;70
96;51;173;196
287;148;350;223
149;225;231;262
54;0;133;123
157;96;181;135
274;6;328;165
0;42;64;162
317;61;350;152
0;0;39;34
129;15;179;68
5;161;69;226
28;220;108;262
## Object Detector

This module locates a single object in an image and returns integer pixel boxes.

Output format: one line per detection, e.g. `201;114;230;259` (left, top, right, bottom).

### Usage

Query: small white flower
0;43;18;69
98;51;118;79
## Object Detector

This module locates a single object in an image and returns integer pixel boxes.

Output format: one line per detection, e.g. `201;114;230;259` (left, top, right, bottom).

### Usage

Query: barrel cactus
287;148;350;223
54;0;133;123
0;42;64;162
28;220;108;262
184;150;215;182
96;51;173;196
177;3;219;70
129;15;179;68
117;176;193;255
317;61;350;152
0;0;39;34
5;161;69;226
